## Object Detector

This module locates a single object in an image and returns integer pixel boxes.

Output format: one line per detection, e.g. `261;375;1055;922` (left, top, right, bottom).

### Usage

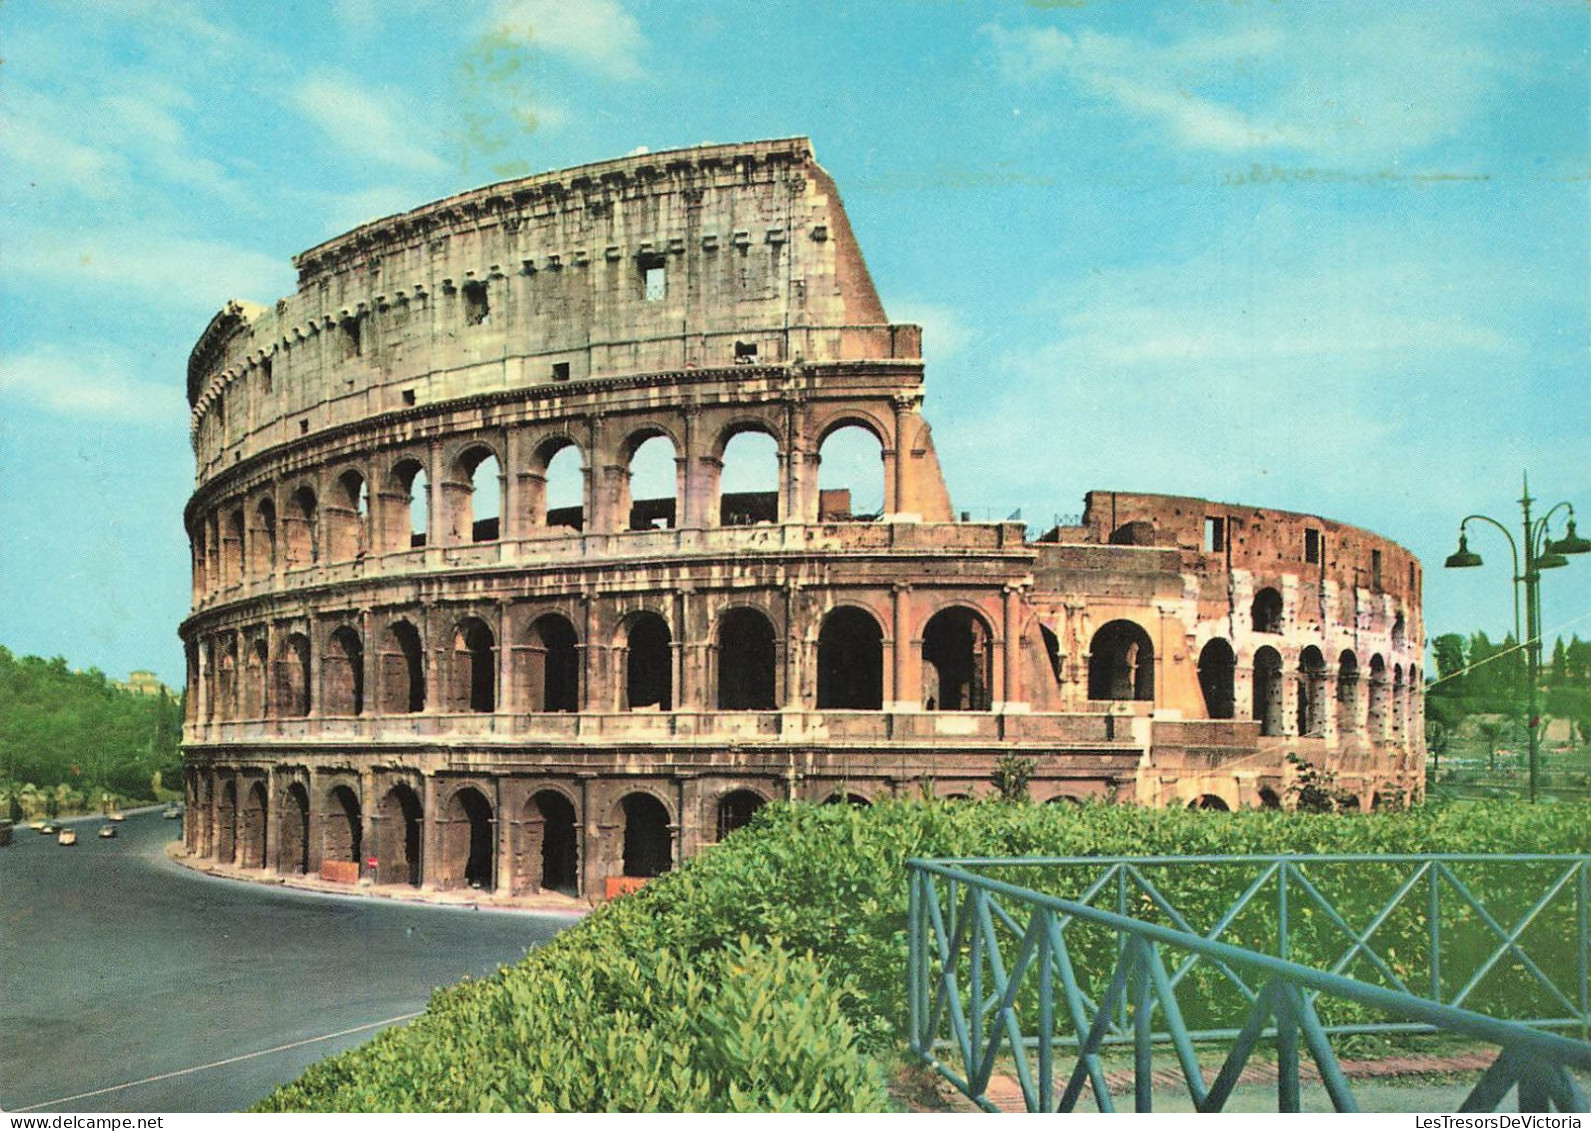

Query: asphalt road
0;809;574;1112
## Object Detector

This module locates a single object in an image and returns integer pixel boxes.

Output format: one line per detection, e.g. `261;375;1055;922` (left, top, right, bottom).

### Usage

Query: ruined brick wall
178;139;1423;900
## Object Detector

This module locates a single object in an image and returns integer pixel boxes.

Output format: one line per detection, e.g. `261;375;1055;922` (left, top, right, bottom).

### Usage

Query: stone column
425;438;443;547
496;599;514;718
421;773;441;889
358;765;376;881
263;766;279;874
1002;586;1023;710
502;427;524;542
890;584;912;711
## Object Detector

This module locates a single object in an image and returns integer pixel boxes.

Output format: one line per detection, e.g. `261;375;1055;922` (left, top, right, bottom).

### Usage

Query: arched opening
1197;638;1236;719
816;607;884;709
1040;624;1064;685
216;638;237;722
1367;655;1389;735
324;784;362;865
244;639;267;718
717;607;777;710
923;607;994;710
1190;794;1231;812
223;509;245;587
251;498;277;578
377;783;423;887
1337;651;1360;735
529;790;578;894
718;429;779;526
1087;620;1155;702
191;524;208;595
1258;787;1282;810
328;470;369;560
620;792;672;877
536;440;586;532
1251;588;1284;634
216;779;237;862
382;621;426;714
240;780;268;868
391;460;428;550
823;792;872;807
280;782;309;875
276;633;311;718
715;789;766;841
625;433;678;530
455;447;501;543
324;625;364;716
817;424;884;521
285;486;318;568
440;786;494;890
1298;646;1327;737
1391;612;1407;650
520;614;579;713
1392;664;1406;739
1253;647;1284;736
449;618;496;713
623;613;672;711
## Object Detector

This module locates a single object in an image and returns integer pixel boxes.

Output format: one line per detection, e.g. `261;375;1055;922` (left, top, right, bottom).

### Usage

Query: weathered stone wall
180;139;1423;900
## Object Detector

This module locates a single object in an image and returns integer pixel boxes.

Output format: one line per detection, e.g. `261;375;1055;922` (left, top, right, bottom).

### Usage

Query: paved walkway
165;842;591;917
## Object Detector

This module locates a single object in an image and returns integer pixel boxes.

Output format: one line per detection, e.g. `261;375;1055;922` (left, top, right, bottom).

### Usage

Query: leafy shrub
259;798;1590;1111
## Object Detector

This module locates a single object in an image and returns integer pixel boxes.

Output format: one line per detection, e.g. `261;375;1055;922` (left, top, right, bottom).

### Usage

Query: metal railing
907;855;1591;1113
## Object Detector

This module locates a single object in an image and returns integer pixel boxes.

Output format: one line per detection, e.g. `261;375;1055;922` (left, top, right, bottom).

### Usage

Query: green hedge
258;799;1590;1112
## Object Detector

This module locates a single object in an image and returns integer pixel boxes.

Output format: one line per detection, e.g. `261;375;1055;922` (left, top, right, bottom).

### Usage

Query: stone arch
450;443;502;544
1392;611;1407;650
715;422;781;526
923;605;995;711
216;778;237;862
1367;654;1389;735
526;789;579;894
716;606;778;710
519;613;580;713
377;782;423;887
816;605;884;710
1251;587;1284;634
390;458;428;550
1197;638;1237;719
1253;646;1284;736
619;791;673;877
240;779;268;868
324;783;362;866
621;611;672;711
1298;645;1327;737
823;791;873;807
531;435;585;532
244;637;268;718
1257;787;1283;810
276;632;311;718
1190;793;1231;812
250;496;277;578
1088;619;1155;702
285;485;318;568
380;620;426;714
439;785;495;891
448;617;496;713
816;420;885;521
324;624;364;716
1337;650;1360;735
715;788;768;841
621;427;680;531
279;781;310;875
328;468;370;560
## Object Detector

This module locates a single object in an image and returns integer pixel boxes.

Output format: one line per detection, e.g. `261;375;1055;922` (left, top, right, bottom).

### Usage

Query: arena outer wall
178;138;1424;899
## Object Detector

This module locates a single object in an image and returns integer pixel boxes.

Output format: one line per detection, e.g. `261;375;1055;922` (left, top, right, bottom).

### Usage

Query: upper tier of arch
185;137;918;482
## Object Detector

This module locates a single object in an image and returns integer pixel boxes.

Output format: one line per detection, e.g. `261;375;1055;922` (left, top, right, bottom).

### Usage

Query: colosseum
179;137;1424;899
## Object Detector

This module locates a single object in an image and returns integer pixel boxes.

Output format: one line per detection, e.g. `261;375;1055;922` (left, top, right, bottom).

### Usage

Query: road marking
11;1011;423;1111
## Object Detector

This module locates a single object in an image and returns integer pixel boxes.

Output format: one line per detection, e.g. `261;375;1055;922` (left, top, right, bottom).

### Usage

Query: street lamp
1445;473;1587;802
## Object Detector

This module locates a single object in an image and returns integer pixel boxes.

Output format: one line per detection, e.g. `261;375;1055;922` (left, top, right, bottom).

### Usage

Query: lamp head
1548;518;1591;556
1538;550;1569;571
1445;532;1483;569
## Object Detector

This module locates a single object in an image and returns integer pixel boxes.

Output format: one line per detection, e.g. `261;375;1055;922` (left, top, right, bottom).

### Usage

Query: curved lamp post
1445;474;1588;802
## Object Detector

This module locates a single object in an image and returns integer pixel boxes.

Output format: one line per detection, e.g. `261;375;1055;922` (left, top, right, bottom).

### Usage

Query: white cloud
888;300;977;360
984;10;1510;164
0;346;183;424
487;0;645;80
8;231;294;312
292;71;449;175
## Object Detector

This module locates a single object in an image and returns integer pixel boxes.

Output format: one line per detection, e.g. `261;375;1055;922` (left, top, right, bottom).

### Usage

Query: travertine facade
179;138;1423;898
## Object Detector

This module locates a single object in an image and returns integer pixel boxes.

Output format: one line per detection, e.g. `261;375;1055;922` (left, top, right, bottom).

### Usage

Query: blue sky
2;0;1587;688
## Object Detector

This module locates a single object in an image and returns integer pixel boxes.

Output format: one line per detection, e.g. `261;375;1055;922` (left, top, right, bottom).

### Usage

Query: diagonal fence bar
908;855;1591;1114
